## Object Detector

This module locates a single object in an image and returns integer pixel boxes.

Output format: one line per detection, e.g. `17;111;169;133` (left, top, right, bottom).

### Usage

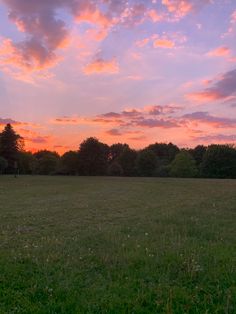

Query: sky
0;0;236;154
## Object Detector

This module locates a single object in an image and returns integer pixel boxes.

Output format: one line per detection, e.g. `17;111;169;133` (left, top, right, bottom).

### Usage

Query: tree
34;150;60;175
201;145;236;178
136;149;157;176
189;145;207;166
0;124;22;172
0;156;8;174
170;151;198;178
18;151;36;174
60;151;79;175
78;137;109;175
147;142;179;165
117;146;137;176
109;143;129;163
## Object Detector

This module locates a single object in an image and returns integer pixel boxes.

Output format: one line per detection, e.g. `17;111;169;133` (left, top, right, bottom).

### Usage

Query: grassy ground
0;176;235;313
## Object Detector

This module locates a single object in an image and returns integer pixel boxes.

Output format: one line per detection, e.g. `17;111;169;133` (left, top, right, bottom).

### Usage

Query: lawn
0;176;235;313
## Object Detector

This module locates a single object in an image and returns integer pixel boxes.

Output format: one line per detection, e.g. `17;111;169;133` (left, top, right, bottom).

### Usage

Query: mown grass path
0;176;235;313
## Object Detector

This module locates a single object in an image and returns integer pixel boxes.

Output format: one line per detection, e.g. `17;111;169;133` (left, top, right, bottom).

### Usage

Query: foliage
33;150;60;175
18;151;36;174
189;145;207;166
201;144;236;178
78;137;109;175
109;143;129;163
170;150;198;178
136;149;157;176
117;146;137;176
60;151;79;175
0;124;22;172
147;142;179;165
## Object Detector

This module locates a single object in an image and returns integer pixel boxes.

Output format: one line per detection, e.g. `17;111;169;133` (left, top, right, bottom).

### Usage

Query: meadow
0;176;235;313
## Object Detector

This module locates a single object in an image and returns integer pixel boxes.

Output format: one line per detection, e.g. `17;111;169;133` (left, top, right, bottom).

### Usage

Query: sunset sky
0;0;236;153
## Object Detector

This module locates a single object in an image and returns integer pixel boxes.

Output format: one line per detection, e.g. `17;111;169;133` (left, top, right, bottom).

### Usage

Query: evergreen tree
0;124;22;172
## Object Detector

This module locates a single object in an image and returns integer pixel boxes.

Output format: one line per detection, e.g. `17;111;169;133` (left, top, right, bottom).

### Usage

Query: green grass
0;176;235;313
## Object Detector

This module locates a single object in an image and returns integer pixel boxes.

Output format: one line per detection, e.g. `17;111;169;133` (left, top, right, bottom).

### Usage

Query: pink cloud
83;57;119;75
153;38;175;49
135;38;150;48
207;46;231;57
162;0;212;20
162;0;193;18
223;10;236;37
148;9;163;23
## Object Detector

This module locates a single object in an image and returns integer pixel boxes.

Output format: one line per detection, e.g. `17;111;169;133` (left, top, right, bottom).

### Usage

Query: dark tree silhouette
78;137;109;175
0;126;235;178
189;145;207;166
117;146;137;176
18;151;36;174
60;151;79;175
0;124;22;172
136;149;157;176
201;145;236;178
34;150;60;175
109;143;129;163
146;142;179;165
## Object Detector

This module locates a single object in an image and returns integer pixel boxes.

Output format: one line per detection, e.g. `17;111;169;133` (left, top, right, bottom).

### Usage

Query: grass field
0;176;235;313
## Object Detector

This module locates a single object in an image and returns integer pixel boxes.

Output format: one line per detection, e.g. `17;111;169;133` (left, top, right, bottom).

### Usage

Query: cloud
223;9;236;37
183;111;236;128
0;117;23;126
152;32;186;49
162;0;212;19
145;104;182;115
0;0;138;75
25;135;51;144
135;38;150;48
193;134;236;143
187;69;236;102
148;9;164;23
162;0;193;17
54;116;82;124
153;38;175;49
83;57;119;74
207;46;231;57
1;0;69;72
135;118;179;128
105;129;123;136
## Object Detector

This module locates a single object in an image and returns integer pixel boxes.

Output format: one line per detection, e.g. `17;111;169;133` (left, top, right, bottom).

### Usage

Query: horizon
0;0;236;154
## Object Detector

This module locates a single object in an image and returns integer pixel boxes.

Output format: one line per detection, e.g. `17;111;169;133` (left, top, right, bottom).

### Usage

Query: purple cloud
183;111;236;128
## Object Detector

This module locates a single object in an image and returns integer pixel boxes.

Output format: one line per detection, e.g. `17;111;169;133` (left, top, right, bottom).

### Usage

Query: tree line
0;124;236;178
